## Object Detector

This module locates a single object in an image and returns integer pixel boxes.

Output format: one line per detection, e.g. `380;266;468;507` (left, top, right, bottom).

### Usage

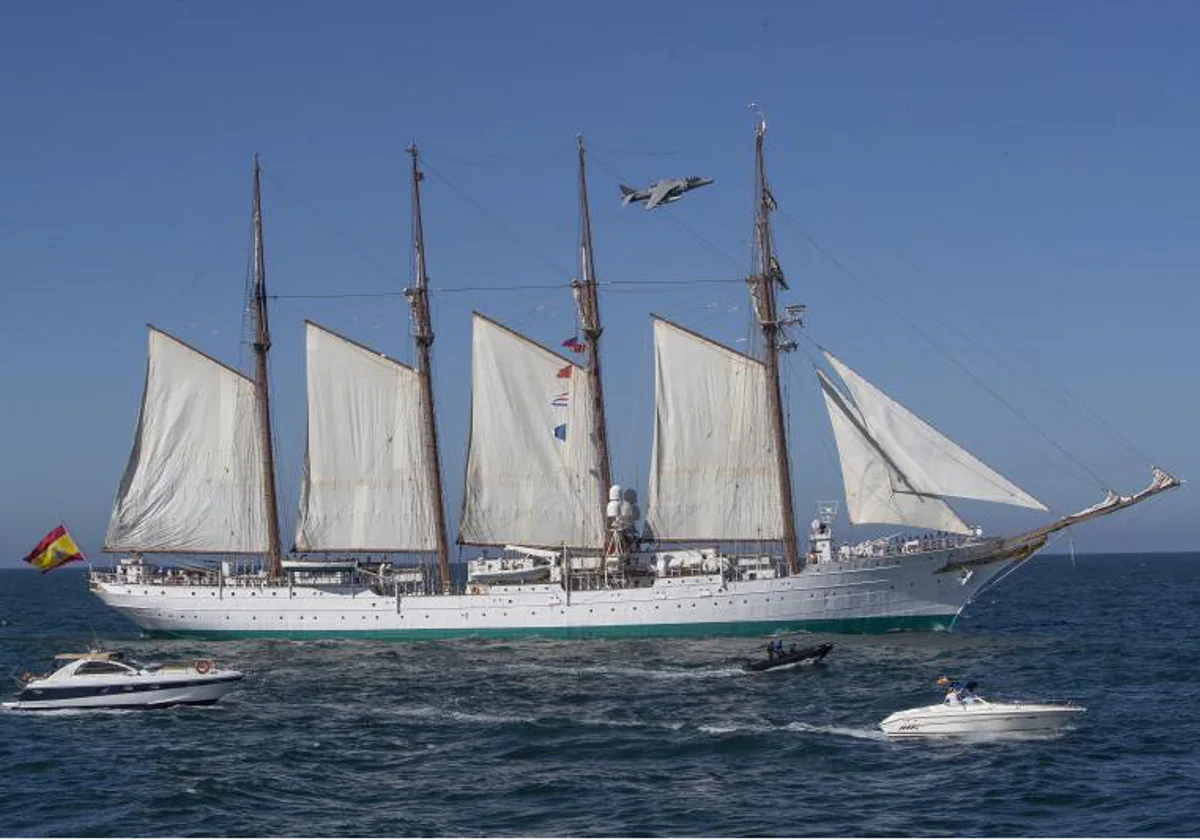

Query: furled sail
645;317;785;542
294;322;438;553
818;369;972;534
458;313;606;549
105;327;270;553
818;351;1047;534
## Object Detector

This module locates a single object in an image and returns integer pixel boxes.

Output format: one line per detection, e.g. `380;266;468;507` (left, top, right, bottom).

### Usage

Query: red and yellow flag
23;525;85;573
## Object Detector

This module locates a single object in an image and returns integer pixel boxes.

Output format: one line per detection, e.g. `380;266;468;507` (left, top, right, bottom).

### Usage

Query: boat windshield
75;660;135;675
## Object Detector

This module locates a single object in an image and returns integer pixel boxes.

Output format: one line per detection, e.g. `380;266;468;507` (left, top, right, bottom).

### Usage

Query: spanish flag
23;525;85;573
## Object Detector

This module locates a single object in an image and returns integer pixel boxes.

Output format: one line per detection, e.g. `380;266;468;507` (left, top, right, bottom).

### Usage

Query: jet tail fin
620;184;638;206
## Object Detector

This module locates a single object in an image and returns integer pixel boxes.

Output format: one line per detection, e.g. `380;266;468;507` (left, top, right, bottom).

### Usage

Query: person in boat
766;642;775;661
944;682;964;705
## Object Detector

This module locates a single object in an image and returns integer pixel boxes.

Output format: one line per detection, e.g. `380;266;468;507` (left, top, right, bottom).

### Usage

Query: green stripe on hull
138;614;958;641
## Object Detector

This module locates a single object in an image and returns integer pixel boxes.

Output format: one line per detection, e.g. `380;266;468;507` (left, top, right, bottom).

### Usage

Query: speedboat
880;681;1084;738
743;641;833;672
4;651;243;711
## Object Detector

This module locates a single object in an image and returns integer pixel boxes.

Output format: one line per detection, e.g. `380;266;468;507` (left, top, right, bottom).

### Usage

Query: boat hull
743;642;834;672
4;672;243;711
880;702;1085;737
90;548;1018;640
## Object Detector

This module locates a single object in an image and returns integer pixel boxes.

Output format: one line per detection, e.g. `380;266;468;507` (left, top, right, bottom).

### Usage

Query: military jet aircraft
619;176;714;210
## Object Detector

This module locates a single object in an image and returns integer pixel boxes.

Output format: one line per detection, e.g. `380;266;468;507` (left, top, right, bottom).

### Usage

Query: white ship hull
90;548;1018;640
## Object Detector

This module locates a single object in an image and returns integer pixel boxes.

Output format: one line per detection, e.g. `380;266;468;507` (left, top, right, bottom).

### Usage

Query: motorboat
4;651;243;711
743;641;833;672
879;681;1084;738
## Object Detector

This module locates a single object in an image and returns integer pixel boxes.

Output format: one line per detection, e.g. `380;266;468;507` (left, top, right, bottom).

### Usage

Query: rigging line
269;277;749;299
259;169;397;283
584;149;748;274
419;161;574;280
583;143;682;158
774;209;1111;491
803;196;1161;470
422;149;572;168
239;206;257;372
271;292;400;300
607;277;744;286
152;237;240;321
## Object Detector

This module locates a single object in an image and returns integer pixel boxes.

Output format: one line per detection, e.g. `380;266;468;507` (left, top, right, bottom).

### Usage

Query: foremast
406;145;453;593
251;155;284;579
572;135;613;542
747;118;801;573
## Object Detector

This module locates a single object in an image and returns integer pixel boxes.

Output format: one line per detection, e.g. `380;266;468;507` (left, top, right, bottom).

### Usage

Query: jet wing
644;181;676;210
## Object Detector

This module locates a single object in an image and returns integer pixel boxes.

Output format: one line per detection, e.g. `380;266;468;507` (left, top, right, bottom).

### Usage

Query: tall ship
89;121;1180;639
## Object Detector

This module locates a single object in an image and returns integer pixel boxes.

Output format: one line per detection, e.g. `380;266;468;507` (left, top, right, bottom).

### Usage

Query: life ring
195;659;213;675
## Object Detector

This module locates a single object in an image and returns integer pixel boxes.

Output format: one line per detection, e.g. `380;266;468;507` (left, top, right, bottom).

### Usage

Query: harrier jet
619;176;714;210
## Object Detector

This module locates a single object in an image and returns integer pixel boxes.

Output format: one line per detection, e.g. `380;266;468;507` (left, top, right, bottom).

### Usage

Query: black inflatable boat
743;641;833;672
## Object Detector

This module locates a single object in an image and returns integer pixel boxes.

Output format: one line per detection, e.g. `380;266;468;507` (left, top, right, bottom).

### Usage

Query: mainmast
406;144;453;593
572;135;613;534
250;154;284;579
747;117;801;573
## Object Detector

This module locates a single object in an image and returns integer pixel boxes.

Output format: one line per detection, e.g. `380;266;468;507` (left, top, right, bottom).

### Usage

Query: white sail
646;317;785;542
105;328;269;553
458;313;606;549
818;370;971;534
294;323;438;553
825;352;1046;512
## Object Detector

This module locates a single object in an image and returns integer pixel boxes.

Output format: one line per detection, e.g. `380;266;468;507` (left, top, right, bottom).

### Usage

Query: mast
572;135;613;536
250;154;284;579
747;117;801;573
406;144;452;593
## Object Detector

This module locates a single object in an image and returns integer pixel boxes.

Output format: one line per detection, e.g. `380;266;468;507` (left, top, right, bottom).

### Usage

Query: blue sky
1;0;1196;567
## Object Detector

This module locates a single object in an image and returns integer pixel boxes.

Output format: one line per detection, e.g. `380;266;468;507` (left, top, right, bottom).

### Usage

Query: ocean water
1;554;1198;837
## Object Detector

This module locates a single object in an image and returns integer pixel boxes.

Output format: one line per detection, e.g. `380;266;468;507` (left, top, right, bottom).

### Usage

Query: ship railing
838;531;987;560
88;565;223;587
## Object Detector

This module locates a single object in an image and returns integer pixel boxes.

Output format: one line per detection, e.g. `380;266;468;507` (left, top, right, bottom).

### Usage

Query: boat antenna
251;154;284;579
573;134;613;543
406;143;453;594
747;110;801;574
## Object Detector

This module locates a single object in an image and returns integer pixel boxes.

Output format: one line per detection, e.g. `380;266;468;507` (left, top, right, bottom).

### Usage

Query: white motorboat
880;681;1085;738
4;651;243;711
